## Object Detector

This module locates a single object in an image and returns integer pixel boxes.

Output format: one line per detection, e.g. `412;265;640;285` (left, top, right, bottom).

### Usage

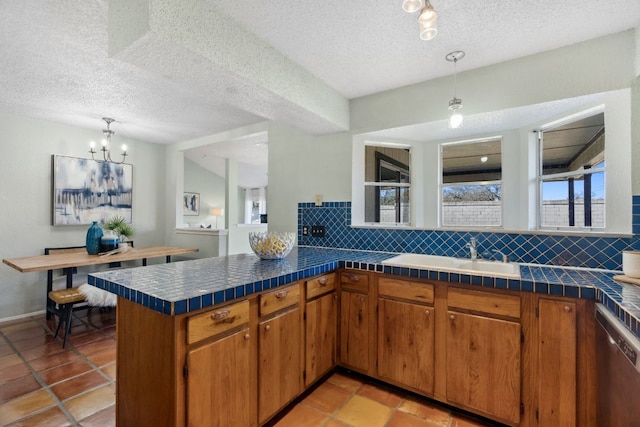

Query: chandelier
402;0;437;41
446;51;465;129
89;118;128;163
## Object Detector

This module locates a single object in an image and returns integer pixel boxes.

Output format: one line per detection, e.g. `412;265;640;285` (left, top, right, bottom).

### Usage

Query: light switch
315;194;323;207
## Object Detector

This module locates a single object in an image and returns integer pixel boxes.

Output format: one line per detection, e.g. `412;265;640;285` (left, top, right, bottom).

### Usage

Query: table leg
46;270;53;320
166;256;171;263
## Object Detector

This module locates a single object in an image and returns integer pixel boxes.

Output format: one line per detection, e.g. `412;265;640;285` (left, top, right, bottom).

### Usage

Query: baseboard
0;310;46;324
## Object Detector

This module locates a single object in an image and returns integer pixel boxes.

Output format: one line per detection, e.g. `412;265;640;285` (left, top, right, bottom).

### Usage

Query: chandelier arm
88;117;128;164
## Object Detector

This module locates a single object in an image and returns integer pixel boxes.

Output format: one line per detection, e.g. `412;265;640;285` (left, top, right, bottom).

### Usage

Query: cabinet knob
424;309;430;317
449;314;456;321
350;275;360;282
244;334;250;340
359;296;365;303
275;290;288;299
265;325;271;331
318;277;328;286
564;305;572;313
211;309;230;320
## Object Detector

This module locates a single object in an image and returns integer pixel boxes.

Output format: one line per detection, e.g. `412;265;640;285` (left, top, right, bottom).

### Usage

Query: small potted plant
104;215;135;248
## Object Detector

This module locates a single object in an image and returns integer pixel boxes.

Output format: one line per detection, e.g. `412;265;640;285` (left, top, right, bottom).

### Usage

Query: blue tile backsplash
298;200;640;271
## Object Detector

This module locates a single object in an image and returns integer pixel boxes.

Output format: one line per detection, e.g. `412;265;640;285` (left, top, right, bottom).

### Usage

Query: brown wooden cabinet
446;287;521;425
305;274;337;387
536;298;576;427
339;270;372;373
184;299;254;427
115;269;597;427
186;327;252;427
257;284;302;425
377;278;435;395
520;294;596;427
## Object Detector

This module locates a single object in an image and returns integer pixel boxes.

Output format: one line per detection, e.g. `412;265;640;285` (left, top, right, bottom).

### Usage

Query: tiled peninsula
89;246;639;427
89;247;639;339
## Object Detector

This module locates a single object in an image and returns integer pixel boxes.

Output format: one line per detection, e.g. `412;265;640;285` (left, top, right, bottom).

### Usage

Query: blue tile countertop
88;246;640;340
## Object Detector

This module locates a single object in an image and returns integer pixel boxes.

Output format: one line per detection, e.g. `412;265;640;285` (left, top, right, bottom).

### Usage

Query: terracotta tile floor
0;309;500;427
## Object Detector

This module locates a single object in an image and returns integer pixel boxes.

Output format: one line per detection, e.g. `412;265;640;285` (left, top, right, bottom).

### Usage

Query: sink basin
381;253;460;269
456;260;520;277
382;253;520;279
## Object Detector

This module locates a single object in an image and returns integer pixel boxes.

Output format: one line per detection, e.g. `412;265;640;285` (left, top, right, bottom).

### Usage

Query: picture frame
52;155;133;226
183;192;200;216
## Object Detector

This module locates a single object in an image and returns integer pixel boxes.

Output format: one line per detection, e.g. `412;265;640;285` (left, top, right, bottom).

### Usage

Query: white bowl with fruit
249;232;296;260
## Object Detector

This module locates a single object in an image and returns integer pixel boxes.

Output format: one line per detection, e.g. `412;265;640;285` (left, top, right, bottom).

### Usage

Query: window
538;112;605;229
440;138;502;227
364;146;410;225
244;187;267;224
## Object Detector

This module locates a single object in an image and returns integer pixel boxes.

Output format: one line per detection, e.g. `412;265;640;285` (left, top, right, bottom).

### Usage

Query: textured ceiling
0;0;638;172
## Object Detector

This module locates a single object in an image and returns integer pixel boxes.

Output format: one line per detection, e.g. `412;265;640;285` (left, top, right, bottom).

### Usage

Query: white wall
267;122;352;233
182;159;226;228
350;31;635;134
268;31;639;236
165;122;272;254
0;113;166;320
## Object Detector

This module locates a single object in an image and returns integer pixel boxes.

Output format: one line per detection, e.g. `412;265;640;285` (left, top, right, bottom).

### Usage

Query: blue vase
86;221;104;255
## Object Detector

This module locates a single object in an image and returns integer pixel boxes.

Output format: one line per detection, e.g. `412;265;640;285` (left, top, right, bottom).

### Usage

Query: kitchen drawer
448;287;520;319
187;300;250;345
306;273;336;300
259;283;300;317
378;277;434;304
340;271;369;293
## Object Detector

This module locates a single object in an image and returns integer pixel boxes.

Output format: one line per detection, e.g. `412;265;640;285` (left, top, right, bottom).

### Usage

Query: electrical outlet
315;194;323;207
302;225;309;236
311;225;325;237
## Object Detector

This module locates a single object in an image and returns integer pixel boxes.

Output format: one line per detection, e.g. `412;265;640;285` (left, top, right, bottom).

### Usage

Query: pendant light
418;0;437;40
402;0;424;13
402;0;437;41
446;51;465;129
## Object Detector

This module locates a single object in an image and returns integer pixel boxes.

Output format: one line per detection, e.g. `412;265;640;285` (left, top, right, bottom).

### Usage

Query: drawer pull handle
265;325;271;331
275;290;288;299
244;333;250;340
564;305;572;313
318;277;328;286
449;314;456;321
349;275;360;282
211;309;230;320
424;309;430;317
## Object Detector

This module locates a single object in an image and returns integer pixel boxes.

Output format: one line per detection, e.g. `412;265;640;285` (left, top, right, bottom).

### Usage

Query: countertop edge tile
88;246;640;340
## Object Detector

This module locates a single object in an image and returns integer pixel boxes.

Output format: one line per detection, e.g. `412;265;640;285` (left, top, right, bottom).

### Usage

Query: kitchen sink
382;253;520;279
455;260;520;277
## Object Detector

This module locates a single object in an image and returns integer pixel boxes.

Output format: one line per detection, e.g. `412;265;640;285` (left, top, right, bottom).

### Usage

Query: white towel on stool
78;284;117;307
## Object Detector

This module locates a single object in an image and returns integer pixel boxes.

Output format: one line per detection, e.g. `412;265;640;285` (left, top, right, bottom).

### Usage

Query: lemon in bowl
249;232;295;259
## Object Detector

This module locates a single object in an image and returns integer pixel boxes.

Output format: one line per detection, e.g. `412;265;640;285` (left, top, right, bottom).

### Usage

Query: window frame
357;139;414;227
536;107;606;231
439;137;503;228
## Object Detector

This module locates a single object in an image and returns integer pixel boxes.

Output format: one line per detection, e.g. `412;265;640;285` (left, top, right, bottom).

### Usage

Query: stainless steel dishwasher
595;304;640;426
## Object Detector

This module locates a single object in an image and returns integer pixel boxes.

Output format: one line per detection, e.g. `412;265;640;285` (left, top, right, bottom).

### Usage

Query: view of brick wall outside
442;200;605;228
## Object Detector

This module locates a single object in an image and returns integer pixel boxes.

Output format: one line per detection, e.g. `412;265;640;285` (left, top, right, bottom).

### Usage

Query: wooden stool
48;288;86;348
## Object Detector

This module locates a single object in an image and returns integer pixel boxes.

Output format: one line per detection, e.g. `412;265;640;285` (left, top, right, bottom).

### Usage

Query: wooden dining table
3;245;199;318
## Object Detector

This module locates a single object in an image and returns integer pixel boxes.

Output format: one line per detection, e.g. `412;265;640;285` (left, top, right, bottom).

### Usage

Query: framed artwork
183;192;200;216
52;155;133;226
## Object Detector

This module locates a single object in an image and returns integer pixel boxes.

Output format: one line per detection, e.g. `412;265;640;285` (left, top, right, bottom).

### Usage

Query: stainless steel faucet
492;249;509;263
467;237;478;260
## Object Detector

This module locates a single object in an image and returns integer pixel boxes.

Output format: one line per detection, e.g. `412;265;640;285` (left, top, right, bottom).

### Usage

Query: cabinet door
446;311;521;425
186;328;252;427
378;298;435;394
537;298;576;427
305;292;337;387
258;308;302;424
339;291;369;372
